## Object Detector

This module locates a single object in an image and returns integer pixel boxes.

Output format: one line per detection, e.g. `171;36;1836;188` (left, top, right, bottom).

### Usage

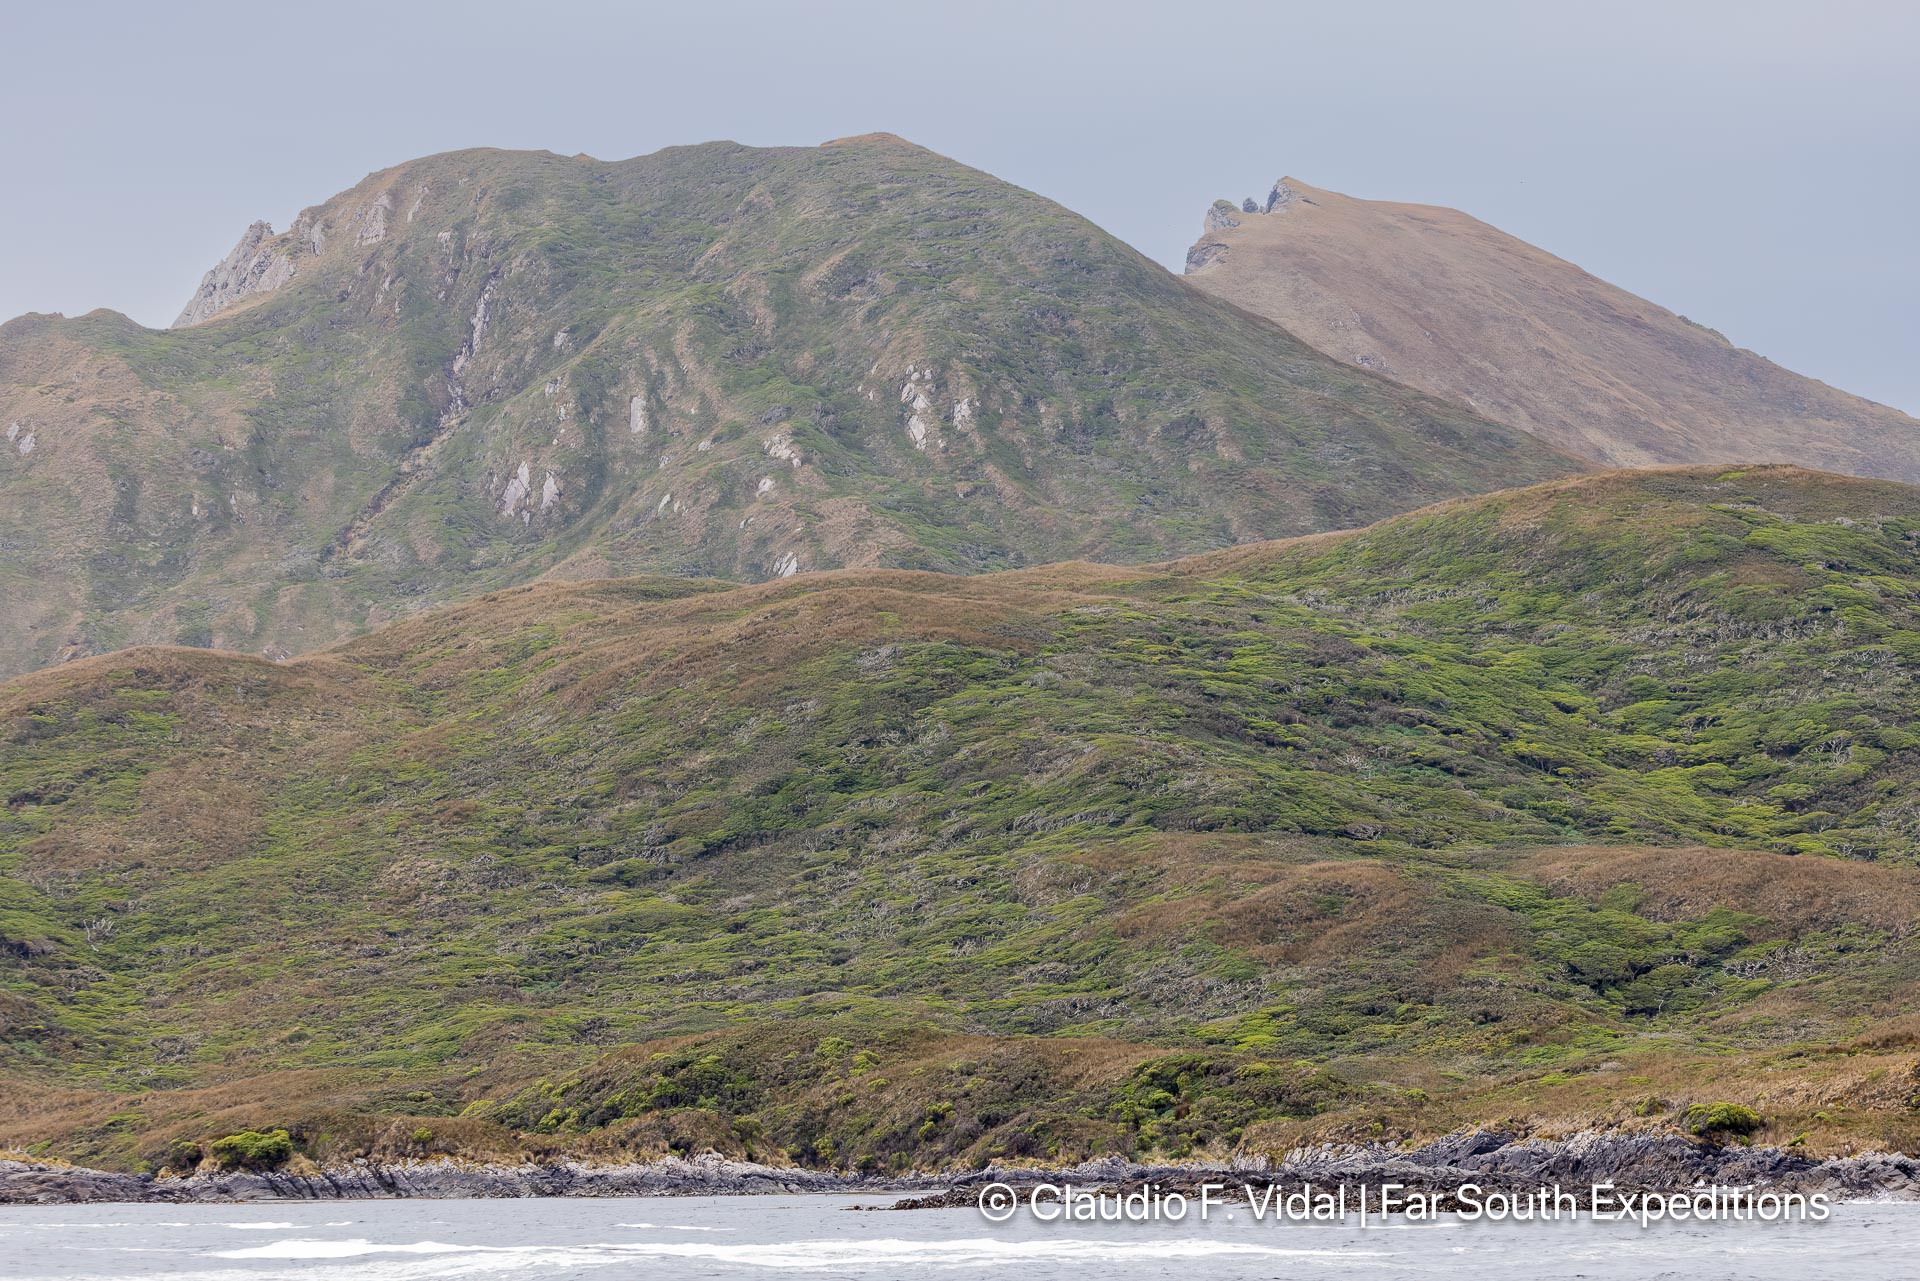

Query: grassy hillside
1185;177;1920;477
4;466;1919;1172
0;137;1577;679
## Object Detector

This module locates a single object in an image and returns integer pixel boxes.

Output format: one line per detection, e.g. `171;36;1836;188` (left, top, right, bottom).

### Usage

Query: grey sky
5;0;1915;413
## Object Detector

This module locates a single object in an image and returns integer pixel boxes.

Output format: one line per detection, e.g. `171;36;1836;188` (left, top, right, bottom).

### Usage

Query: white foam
214;1239;474;1258
15;1219;302;1229
211;1234;1394;1268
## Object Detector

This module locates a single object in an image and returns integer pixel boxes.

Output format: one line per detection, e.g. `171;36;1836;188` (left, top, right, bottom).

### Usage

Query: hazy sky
5;0;1915;412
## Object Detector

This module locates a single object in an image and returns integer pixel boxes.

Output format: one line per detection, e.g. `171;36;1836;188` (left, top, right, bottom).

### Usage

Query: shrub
158;1138;203;1171
1685;1103;1762;1140
209;1128;295;1170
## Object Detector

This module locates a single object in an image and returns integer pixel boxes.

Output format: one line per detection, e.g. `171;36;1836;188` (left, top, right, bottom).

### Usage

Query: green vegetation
2;466;1919;1171
208;1129;294;1171
1684;1103;1763;1141
0;135;1574;679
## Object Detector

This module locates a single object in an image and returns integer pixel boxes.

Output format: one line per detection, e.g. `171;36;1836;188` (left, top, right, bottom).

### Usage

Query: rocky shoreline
4;1130;1917;1206
895;1130;1920;1210
0;1151;886;1205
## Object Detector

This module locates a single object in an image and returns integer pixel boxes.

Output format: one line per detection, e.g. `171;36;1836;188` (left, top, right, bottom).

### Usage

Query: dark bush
1685;1103;1762;1140
209;1128;295;1170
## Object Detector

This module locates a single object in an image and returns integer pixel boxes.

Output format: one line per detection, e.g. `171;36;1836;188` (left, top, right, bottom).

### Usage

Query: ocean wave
211;1234;1398;1268
214;1240;475;1259
5;1219;305;1230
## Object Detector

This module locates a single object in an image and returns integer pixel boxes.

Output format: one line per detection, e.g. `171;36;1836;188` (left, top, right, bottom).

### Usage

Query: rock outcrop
891;1130;1920;1209
1202;199;1241;233
7;1132;1917;1205
0;1152;909;1204
1262;178;1305;214
173;221;297;327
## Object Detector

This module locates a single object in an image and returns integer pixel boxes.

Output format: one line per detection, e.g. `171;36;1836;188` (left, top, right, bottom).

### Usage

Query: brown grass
1184;172;1920;482
1522;845;1920;934
1088;834;1519;972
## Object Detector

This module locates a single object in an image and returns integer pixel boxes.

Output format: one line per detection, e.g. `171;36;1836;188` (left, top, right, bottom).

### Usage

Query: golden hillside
1186;179;1920;478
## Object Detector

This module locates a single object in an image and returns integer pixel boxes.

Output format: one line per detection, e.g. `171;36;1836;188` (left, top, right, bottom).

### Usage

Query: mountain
6;465;1920;1171
1183;178;1920;477
0;138;1579;680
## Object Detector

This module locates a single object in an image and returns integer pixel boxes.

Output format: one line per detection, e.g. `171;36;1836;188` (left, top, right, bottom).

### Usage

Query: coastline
5;1129;1916;1206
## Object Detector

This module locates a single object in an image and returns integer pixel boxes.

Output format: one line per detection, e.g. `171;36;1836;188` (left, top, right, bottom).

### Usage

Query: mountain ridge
0;136;1579;679
1183;176;1920;478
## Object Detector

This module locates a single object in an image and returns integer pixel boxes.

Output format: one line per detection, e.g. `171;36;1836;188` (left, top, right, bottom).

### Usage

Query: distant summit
1185;177;1920;479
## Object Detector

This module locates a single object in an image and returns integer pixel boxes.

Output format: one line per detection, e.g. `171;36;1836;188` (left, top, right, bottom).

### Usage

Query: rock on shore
894;1130;1920;1208
0;1151;880;1205
5;1131;1917;1206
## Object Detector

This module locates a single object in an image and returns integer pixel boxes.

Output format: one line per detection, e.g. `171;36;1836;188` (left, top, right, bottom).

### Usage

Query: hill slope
1184;179;1920;475
4;466;1919;1171
0;138;1578;679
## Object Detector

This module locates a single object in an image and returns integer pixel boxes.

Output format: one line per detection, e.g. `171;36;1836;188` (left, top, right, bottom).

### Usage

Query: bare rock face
8;1133;1917;1205
891;1130;1920;1211
1187;179;1316;276
173;221;297;327
0;1153;897;1203
1191;199;1246;271
1263;178;1305;213
1202;199;1242;234
1184;241;1228;273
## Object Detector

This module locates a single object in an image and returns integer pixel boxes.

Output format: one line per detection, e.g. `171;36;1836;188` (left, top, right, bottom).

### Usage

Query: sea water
1;1194;1912;1279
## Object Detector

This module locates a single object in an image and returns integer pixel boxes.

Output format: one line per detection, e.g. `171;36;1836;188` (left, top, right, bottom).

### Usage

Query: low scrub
1685;1103;1763;1141
208;1129;294;1171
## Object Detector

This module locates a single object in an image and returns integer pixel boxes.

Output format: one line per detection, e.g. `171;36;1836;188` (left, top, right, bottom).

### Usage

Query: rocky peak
1186;176;1322;276
1264;178;1307;213
1202;199;1242;235
1194;178;1316;256
173;220;298;327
